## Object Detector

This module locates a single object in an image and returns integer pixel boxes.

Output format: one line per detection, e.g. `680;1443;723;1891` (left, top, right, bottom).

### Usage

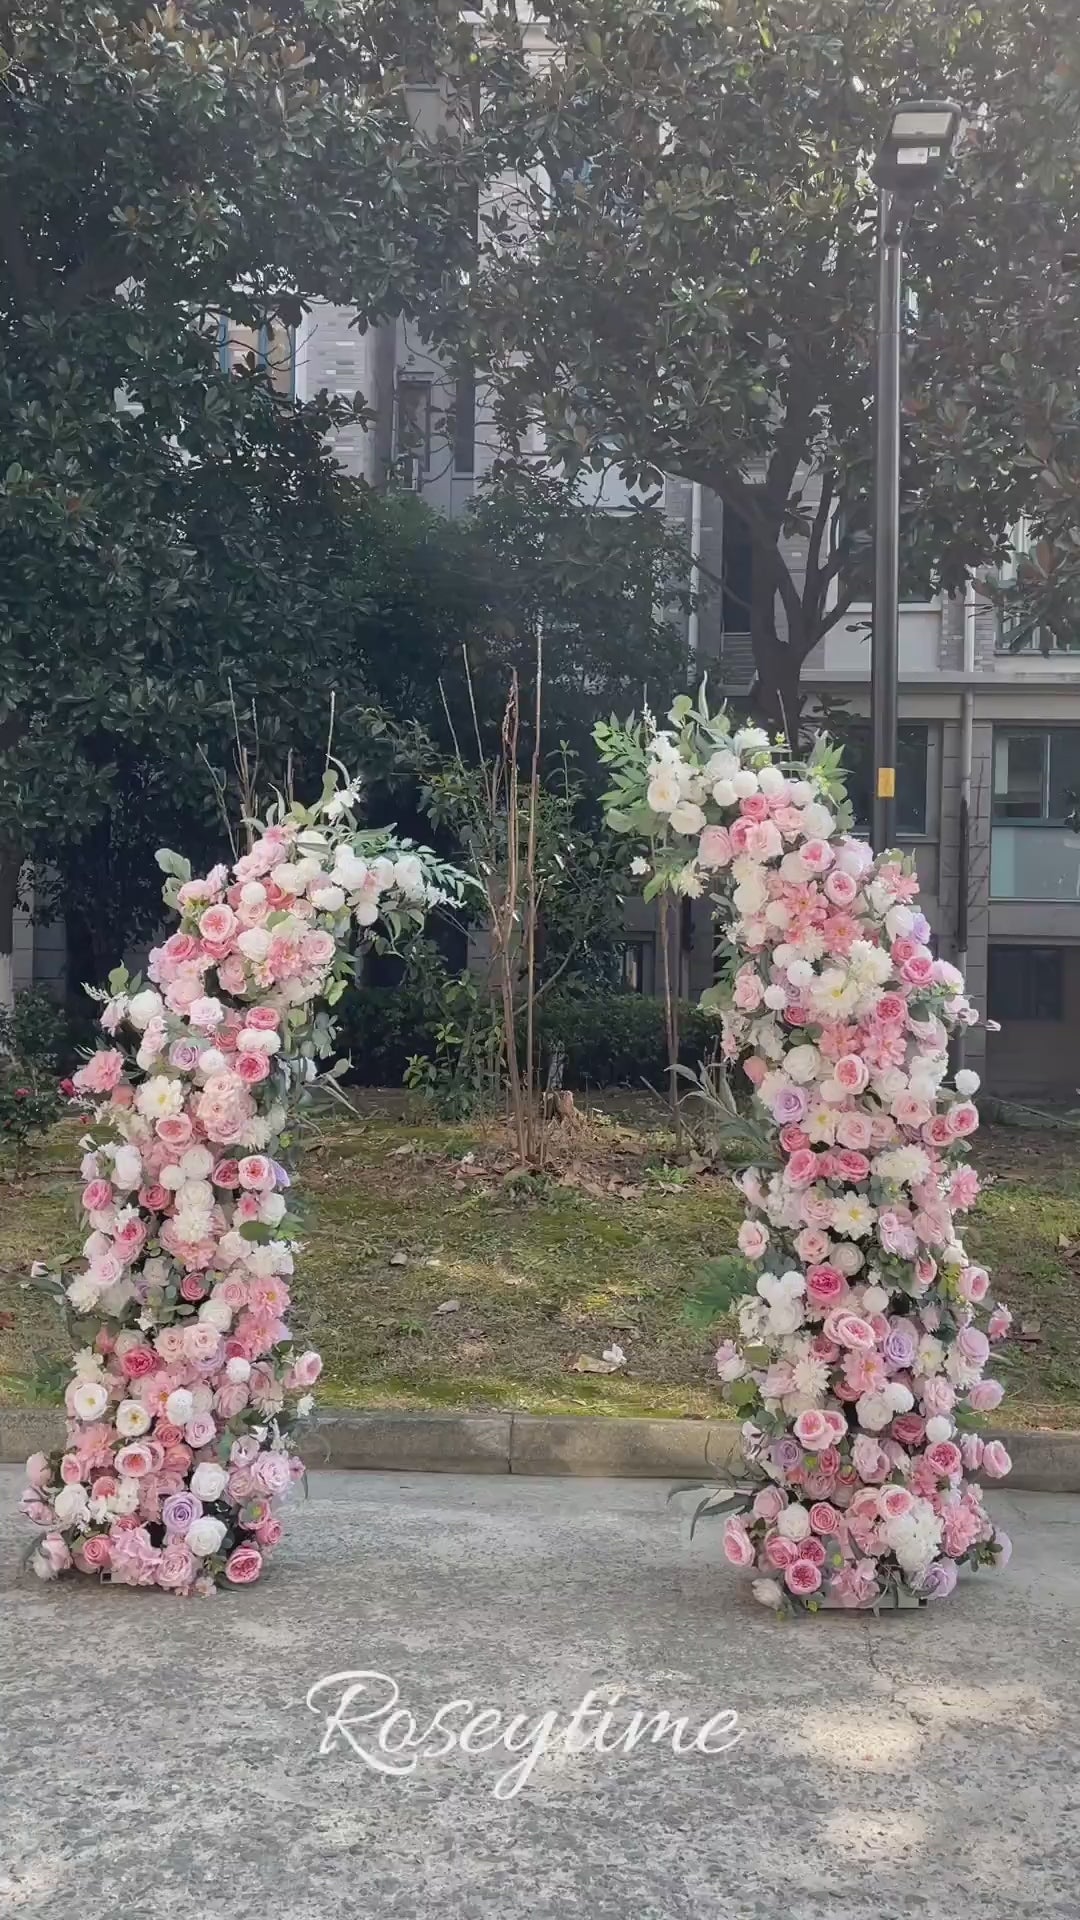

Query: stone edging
2;1407;1079;1492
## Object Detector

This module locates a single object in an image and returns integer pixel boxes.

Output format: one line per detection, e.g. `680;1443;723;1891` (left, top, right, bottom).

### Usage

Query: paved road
1;1469;1077;1920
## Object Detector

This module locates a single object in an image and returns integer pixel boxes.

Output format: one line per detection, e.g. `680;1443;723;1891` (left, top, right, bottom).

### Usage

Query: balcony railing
990;825;1080;900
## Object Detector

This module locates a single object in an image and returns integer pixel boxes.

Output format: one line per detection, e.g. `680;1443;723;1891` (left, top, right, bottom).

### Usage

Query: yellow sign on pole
876;767;896;799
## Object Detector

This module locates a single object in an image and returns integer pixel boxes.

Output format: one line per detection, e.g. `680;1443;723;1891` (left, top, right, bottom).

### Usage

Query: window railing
990;824;1080;900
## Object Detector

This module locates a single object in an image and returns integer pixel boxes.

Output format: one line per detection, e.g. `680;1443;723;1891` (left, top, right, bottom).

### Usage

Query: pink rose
255;1514;284;1549
981;1439;1012;1479
81;1178;114;1212
698;825;733;870
809;1502;842;1536
835;1111;873;1151
212;1158;241;1187
287;1349;323;1389
785;1559;822;1596
824;869;857;907
833;1054;869;1094
75;1533;112;1572
184;1414;217;1450
957;1325;990;1368
947;1100;980;1138
793;1409;830;1448
114;1442;154;1477
225;1545;264;1585
752;1486;786;1523
805;1264;845;1309
722;1521;756;1568
987;1306;1012;1342
924;1441;963;1480
764;1534;800;1570
784;1148;819;1189
25;1451;52;1490
199;903;237;943
967;1379;1004;1412
901;953;934;987
238;1154;273;1191
156;1542;197;1591
824;1310;877;1351
235;1051;271;1084
245;1005;281;1031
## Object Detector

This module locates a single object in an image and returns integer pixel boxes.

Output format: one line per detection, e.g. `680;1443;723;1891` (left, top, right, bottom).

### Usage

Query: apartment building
660;482;1080;1102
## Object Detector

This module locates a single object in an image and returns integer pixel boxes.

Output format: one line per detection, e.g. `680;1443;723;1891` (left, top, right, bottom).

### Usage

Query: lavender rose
161;1491;203;1535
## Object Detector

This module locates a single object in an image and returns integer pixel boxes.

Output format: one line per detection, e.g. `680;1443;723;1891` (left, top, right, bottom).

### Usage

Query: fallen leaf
388;1250;408;1267
434;1298;460;1315
568;1351;623;1374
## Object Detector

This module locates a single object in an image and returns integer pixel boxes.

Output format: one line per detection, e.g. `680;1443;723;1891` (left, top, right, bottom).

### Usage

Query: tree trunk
0;839;21;1012
749;564;805;749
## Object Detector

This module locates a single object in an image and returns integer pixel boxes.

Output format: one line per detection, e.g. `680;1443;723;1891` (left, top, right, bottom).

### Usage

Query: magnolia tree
18;777;464;1594
595;694;1013;1614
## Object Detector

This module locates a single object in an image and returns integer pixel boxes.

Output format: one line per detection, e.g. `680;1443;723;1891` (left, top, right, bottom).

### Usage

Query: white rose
752;1578;785;1609
776;1504;812;1542
237;927;271;962
955;1069;981;1097
731;769;759;798
860;1286;890;1315
70;1379;109;1421
239;881;266;908
53;1482;90;1523
785;1044;820;1085
189;996;225;1030
165;1388;195;1426
190;1463;229;1501
198;1297;234;1331
855;1391;893;1432
111;1145;143;1192
115;1399;152;1438
332;849;369;891
196;1047;228;1080
225;1356;252;1384
354;897;380;926
259;1192;287;1226
296;1393;315;1418
187;1516;228;1557
646;764;682;814
668;800;706;836
711;778;738;808
310;883;346;912
127;988;164;1031
924;1415;954;1444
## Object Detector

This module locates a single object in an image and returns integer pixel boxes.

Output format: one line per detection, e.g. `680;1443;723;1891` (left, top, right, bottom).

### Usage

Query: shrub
0;988;71;1165
338;982;716;1090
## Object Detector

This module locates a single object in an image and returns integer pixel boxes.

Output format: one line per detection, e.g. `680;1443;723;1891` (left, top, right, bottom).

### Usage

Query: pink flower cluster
20;788;458;1594
598;701;1013;1613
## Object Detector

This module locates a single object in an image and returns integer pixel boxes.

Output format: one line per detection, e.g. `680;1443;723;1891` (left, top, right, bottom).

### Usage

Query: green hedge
337;984;717;1089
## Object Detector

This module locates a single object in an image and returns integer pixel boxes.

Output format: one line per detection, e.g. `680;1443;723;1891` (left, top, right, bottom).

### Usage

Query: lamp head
872;99;964;194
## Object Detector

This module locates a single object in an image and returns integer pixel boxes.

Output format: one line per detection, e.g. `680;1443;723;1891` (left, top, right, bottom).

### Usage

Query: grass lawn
2;1095;1079;1428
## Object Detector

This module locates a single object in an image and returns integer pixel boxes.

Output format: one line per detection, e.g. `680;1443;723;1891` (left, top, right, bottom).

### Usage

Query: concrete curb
3;1406;1080;1491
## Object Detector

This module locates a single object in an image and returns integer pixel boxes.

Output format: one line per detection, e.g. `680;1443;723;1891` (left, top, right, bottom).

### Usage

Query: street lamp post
870;100;964;854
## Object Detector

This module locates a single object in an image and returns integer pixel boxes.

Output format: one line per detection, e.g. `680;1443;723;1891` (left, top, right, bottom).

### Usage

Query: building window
993;729;1080;826
620;939;653;994
453;372;476;475
988;946;1064;1022
395;379;432;476
217;318;296;397
835;724;929;837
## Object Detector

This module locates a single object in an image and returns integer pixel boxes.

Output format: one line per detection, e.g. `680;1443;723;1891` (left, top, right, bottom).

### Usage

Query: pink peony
224;1545;264;1585
73;1050;125;1095
981;1440;1012;1479
785;1559;822;1596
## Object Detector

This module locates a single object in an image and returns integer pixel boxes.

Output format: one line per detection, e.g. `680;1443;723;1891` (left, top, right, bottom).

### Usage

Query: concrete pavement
1;1469;1077;1920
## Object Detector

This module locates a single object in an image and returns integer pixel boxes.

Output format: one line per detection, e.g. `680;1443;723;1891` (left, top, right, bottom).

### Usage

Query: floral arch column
20;779;464;1594
596;695;1013;1614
